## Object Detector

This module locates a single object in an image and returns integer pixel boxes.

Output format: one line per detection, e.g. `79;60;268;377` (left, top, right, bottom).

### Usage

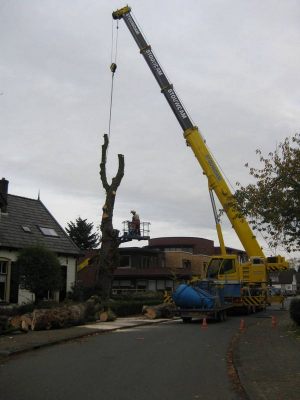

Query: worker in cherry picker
130;210;141;235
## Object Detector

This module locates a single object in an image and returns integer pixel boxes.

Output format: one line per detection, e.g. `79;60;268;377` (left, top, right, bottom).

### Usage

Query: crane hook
110;63;117;73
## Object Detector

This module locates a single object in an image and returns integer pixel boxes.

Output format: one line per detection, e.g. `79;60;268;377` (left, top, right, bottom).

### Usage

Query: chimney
0;178;9;213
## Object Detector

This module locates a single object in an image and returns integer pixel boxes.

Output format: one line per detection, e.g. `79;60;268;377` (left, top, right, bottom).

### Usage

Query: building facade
0;178;81;304
77;237;238;293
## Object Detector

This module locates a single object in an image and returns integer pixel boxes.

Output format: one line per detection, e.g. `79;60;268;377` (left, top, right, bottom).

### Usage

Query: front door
0;260;8;302
9;262;19;303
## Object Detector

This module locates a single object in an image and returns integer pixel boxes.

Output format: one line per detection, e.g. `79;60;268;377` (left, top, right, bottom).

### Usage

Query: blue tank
172;284;217;309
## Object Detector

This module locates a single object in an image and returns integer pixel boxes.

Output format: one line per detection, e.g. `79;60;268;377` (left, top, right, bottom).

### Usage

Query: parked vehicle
173;281;232;323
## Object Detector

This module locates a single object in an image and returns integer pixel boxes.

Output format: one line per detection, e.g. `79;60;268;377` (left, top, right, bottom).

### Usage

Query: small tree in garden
66;217;100;250
17;246;62;304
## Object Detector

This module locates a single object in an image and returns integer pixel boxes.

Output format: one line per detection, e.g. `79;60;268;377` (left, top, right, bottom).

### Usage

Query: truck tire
217;310;226;322
216;311;223;322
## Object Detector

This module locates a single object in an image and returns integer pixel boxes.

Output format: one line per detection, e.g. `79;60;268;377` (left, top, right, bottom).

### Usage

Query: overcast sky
1;0;299;258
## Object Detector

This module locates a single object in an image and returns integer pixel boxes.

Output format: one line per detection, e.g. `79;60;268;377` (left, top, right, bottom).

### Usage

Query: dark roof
0;194;80;256
147;237;215;255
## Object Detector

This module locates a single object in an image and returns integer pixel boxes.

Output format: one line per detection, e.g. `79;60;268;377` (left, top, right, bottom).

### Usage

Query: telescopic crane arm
112;6;264;258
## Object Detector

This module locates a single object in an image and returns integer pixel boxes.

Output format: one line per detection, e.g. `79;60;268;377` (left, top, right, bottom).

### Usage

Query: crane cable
107;19;119;146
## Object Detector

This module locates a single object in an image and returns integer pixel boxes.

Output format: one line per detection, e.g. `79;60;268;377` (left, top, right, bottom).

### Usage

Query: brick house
269;269;299;295
77;237;245;293
0;178;81;304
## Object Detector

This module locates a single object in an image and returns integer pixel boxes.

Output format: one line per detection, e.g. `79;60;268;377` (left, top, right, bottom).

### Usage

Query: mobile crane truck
112;6;288;320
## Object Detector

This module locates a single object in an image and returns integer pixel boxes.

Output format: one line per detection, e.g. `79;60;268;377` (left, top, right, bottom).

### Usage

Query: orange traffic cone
271;315;277;328
239;319;246;332
201;318;208;329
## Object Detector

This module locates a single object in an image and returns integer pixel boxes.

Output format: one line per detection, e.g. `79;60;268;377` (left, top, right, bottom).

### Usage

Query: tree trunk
30;304;89;331
96;134;125;300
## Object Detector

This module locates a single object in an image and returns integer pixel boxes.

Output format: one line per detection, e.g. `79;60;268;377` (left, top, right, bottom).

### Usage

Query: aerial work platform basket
120;220;150;243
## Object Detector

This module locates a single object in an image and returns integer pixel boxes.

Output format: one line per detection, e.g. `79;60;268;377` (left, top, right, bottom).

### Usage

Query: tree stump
99;309;116;322
20;314;33;331
142;304;176;319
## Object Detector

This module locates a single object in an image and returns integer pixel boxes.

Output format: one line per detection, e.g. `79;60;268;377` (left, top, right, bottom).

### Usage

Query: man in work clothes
130;210;141;235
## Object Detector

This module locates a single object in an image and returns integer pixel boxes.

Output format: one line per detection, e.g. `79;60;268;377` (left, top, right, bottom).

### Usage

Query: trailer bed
179;304;233;323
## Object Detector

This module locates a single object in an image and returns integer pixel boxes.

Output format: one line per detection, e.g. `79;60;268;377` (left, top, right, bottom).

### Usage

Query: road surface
0;318;243;400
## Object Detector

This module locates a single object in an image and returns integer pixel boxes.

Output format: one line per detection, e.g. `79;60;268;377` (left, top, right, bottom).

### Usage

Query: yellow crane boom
112;6;287;273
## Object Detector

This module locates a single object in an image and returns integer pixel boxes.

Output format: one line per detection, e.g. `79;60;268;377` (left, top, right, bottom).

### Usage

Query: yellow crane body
112;6;288;310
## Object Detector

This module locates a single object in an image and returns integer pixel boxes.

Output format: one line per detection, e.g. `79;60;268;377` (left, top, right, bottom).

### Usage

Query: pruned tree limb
97;134;125;299
100;134;110;191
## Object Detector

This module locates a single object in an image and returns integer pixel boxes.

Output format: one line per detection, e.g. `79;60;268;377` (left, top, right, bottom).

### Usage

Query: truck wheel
216;311;223;322
182;317;192;323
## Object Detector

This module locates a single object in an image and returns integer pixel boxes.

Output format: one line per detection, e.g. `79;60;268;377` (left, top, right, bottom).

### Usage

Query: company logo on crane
126;14;140;35
144;49;164;76
167;88;188;120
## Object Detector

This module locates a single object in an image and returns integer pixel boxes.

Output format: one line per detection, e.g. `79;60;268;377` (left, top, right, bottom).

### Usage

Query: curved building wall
148;237;215;255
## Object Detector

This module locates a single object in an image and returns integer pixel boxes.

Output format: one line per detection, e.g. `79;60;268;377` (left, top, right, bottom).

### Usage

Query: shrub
17;246;62;304
16;303;35;315
0;305;18;317
289;298;300;325
67;282;99;302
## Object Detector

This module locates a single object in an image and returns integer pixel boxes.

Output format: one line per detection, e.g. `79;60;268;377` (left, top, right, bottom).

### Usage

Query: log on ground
98;309;116;322
142;303;176;319
31;304;88;331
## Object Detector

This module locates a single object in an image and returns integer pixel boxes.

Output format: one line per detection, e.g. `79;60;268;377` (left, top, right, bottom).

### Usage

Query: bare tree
96;134;125;299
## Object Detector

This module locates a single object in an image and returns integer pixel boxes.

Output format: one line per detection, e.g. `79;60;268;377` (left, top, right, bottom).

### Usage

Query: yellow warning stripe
267;265;288;272
242;296;266;306
163;291;174;304
77;257;90;272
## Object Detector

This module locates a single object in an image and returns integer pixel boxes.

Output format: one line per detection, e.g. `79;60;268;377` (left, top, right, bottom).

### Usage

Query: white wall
0;249;77;304
58;255;77;292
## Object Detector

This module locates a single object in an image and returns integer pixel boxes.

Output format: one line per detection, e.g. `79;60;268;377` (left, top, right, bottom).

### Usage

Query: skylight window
22;226;31;233
39;227;58;237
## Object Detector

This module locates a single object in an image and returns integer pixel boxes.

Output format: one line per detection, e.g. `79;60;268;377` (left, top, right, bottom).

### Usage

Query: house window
0;261;8;302
165;280;173;290
142;257;150;268
137;280;147;289
120;255;131;268
39;227;58;237
22;226;32;233
119;280;132;287
165;247;193;253
182;259;192;269
0;261;7;274
157;280;165;290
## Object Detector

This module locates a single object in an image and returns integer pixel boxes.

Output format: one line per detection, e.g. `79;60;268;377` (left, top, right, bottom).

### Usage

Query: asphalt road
0;318;243;400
